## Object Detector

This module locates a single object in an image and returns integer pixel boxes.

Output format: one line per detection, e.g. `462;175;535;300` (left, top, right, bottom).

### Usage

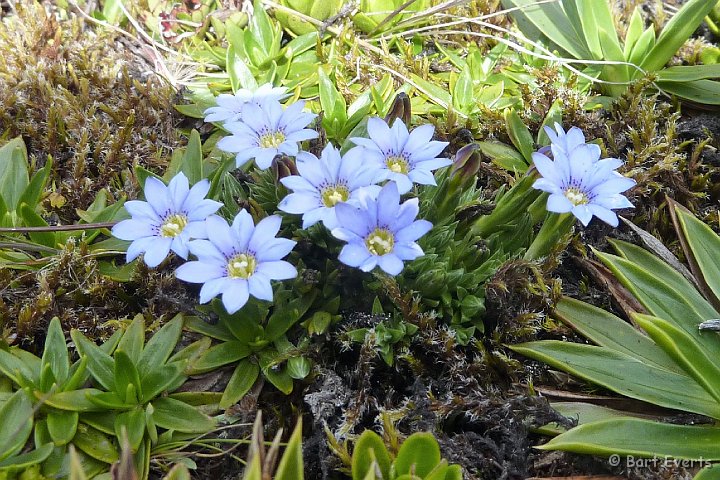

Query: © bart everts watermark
608;454;712;469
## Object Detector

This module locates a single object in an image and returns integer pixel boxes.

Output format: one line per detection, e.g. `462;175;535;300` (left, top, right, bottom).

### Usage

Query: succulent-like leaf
275;418;303;480
351;431;391;480
394;432;442;478
150;397;215;433
220;359;260;409
0;390;33;461
137;314;183;378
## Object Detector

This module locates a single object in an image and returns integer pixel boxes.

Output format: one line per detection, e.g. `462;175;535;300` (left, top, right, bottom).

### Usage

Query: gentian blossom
331;182;432;275
112;172;222;268
539;122;589;157
204;83;290;124
217;100;318;169
175;211;297;314
278;144;382;229
347;117;450;194
532;135;635;227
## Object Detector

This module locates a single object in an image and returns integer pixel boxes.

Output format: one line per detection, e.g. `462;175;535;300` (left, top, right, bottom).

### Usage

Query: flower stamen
160;214;189;238
227;252;257;279
365;228;395;256
564;187;588;206
386;155;409;174
321;185;350;207
259;130;286;149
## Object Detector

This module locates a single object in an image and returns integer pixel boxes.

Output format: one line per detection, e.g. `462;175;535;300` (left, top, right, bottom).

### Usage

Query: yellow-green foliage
0;1;180;223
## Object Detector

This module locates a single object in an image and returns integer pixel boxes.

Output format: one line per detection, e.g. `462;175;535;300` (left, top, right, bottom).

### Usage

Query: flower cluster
210;83;318;169
277;116;449;275
532;123;635;227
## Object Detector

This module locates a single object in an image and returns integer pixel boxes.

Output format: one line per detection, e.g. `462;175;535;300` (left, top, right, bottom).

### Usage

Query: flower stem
524;212;575;261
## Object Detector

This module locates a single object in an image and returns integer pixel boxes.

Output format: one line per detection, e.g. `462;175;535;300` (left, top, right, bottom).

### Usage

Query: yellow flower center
365;228;395;256
564;187;589;206
227;253;257;279
321;185;350;207
386;155;409;174
160;214;189;238
259;131;286;149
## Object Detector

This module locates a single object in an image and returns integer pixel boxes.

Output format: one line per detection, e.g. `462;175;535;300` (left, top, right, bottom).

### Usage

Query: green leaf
151;397;215;433
42;389;106;412
318;67;347;136
71;330;115;391
114;350;142;404
674;206;720;305
227;46;258;93
275;418;304;480
47;409;79;446
41;318;70;388
140;363;185;404
657;79;720;105
101;0;124;24
117;315;145;364
452;67;474;111
0;349;37;388
138;314;183;378
86;391;134;410
219;359;260;409
0;443;53;471
191;341;251;374
634;313;720;405
177;131;204;184
538;402;635;436
504;109;534;163
541;417;720;460
0;137;30;212
409;73;451;108
18;157;52;211
114;407;146;452
553;297;680;372
510;341;720;418
695;465;720;480
19;203;56;248
623;7;644;58
0;390;33;461
351;431;391;480
576;0;619;60
656;64;720;83
477;141;528;172
259;352;293;394
184;315;235;342
640;0;717;72
395;432;441;478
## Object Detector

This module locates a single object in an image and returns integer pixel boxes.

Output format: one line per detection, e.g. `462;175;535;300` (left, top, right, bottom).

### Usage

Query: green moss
0;1;181;224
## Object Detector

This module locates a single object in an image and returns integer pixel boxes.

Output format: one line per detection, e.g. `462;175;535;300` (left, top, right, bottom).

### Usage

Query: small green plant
342;430;462;480
502;0;720;103
512;200;720;478
186;291;314;408
240;412;303;480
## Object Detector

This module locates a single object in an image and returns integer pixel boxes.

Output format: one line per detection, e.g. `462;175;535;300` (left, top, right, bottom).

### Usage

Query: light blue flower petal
303;207;330;229
588;204;619;226
187;199;223;221
285;129;318;143
412;158;452;171
532;178;563;195
112;219;155;241
175;261;225;283
390;119;410;152
206;215;236;257
126;236;156;262
377;182;400;226
248;273;274;301
143;176;171;216
143;237;173;268
183;179;211;211
349;137;383;152
255;148;278;169
217;134;253;153
331;227;362;243
408;141;448;163
256;260;297;280
279;192;319;214
280;175;316;192
222;279;250;314
393;243;424;261
394;197;419;230
335;202;371;237
366;117;393;154
338;243;372;267
378;254;404;275
407;168;437;186
198;277;231;303
124;200;160;222
388;173;413;194
546;193;573;213
168;172;190;212
230;210;255;251
572;204;593;226
403;124;435;153
255;238;296;262
187;239;226;263
532;152;562;185
359;256;378;272
170;236;189;259
396;219;432;243
249;215;282;253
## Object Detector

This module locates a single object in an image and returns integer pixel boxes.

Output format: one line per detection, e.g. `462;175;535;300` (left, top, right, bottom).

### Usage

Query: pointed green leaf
0;443;53;470
41;389;105;412
138;314;183;378
47;409;79;446
184;315;235;342
0;390;33;461
219;359;260;409
115;407;146;452
140;363;185;403
41;318;70;387
71;330;115;391
18;156;52;211
395;432;441;478
117;315;145;364
275;419;303;480
151;397;215;433
190;341;251;374
351;431;391;480
674;207;720;306
541;417;720;460
114;350;141;404
0;137;30;212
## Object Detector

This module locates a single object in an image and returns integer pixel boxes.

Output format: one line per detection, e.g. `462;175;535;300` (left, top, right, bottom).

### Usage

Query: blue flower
331;182;432;275
532;138;635;227
540;122;588;156
112;173;222;268
204;83;290;124
175;211;297;314
278;144;382;229
217;100;318;169
348;117;450;194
